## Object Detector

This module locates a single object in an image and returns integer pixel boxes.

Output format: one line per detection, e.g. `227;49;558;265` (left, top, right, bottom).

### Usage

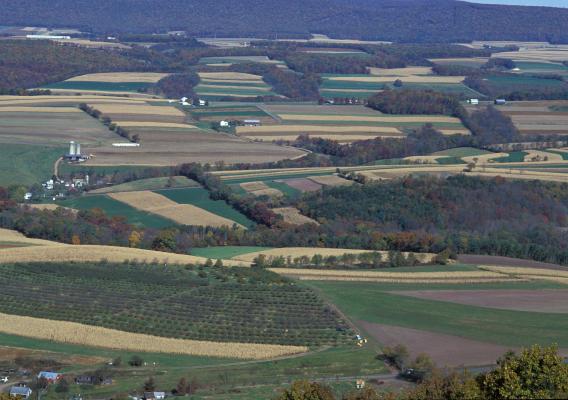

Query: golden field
368;67;433;76
0;106;81;113
327;76;465;84
116;121;198;129
108;191;243;228
277;114;462;123
92;103;185;116
0;312;307;360
269;268;504;279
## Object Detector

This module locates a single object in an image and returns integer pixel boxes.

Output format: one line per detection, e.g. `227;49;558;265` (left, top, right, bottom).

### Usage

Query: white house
199;99;207;106
469;99;479;105
220;120;230;127
24;193;32;201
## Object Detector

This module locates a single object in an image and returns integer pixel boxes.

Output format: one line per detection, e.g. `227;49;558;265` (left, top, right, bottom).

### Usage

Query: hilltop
1;0;568;42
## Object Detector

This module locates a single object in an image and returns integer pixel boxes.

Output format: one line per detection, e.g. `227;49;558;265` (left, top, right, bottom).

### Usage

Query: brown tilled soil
359;321;515;367
458;255;568;271
392;290;568;313
277;178;322;192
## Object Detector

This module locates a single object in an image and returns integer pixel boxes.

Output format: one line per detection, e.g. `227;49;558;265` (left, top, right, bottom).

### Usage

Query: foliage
478;345;568;399
404;369;481;400
379;344;409;370
367;90;465;117
276;380;335;400
154;72;200;99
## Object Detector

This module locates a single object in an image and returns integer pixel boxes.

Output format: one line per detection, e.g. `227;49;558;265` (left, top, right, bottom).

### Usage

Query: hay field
492;48;568;62
0;243;248;266
0;95;152;107
524;150;564;162
0;106;81;113
92;103;185;116
240;181;283;197
0;228;65;246
116;121;198;129
233;248;435;264
108;191;243;228
0;312;306;360
462;153;509;164
277;114;461;123
327;76;465;84
67;72;169;83
273;207;319;226
483;266;568;279
307;175;353;187
237;125;402;134
246;134;396;143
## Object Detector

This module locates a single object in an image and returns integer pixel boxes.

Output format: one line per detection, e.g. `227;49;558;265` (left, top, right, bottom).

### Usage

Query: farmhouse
144;392;166;400
9;386;32;399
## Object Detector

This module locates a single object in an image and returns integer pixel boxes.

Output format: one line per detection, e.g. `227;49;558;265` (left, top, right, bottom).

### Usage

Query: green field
221;171;333;185
311;281;568;348
190;246;273;259
389;82;482;97
486;75;566;88
42;81;153;92
195;85;277;97
0;144;64;187
492;151;528;163
90;176;198;194
155;188;255;228
60;195;173;229
433;147;493;158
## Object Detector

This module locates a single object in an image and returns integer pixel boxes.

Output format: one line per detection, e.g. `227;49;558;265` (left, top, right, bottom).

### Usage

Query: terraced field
196;72;278;99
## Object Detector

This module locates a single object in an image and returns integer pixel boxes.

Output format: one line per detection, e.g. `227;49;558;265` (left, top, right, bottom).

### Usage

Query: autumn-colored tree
343;386;397;400
71;234;81;245
276;380;335;400
128;230;143;248
404;369;481;400
176;377;188;395
478;345;568;399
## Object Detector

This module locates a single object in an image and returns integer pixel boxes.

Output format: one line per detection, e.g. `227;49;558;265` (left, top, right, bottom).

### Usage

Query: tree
176;377;189;395
71;234;81;245
55;378;69;393
380;344;409;370
214;259;224;267
276;381;335;400
112;356;122;367
393;79;403;88
343;387;392;400
128;230;143;248
252;254;268;268
129;355;144;367
144;376;156;392
478;345;568;399
404;369;481;400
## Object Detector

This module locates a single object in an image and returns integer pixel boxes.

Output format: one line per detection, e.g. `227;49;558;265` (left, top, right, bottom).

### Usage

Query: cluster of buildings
169;97;208;107
64;141;90;163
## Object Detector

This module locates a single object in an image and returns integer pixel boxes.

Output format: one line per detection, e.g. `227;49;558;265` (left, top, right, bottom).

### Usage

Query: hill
1;0;568;42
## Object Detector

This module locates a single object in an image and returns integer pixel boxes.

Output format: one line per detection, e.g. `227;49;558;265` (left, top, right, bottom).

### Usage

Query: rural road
53;157;63;180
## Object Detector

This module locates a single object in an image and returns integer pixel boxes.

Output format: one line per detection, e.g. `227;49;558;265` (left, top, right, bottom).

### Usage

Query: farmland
0;262;352;348
0;144;65;186
42;72;169;94
496;101;568;136
196;72;278;99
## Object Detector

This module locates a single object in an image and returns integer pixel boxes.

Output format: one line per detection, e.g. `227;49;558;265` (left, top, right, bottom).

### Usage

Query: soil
458;254;568;271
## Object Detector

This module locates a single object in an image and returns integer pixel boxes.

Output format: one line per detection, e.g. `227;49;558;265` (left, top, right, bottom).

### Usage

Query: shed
10;386;32;399
244;119;261;127
494;99;507;105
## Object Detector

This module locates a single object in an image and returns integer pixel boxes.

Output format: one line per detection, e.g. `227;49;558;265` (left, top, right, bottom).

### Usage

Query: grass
492;151;528;163
486;75;566;88
155;188;255;228
389;82;481;97
60;195;174;229
42;81;153;92
0;144;64;186
90;176;198;194
436;156;466;165
190;246;274;259
264;180;302;198
311;281;568;347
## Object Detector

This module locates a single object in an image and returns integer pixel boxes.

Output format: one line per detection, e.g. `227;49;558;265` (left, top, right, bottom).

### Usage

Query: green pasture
319;90;380;99
0;144;64;186
42;81;153;92
491;151;527;163
155;188;255;228
389;82;481;97
486;75;566;88
221;171;332;185
190;246;273;259
311;281;568;348
60;195;174;229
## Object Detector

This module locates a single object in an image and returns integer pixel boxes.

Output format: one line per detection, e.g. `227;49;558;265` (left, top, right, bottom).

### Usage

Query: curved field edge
0;312;307;360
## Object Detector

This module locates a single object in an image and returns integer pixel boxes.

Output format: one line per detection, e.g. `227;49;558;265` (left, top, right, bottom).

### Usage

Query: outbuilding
10;386;32;399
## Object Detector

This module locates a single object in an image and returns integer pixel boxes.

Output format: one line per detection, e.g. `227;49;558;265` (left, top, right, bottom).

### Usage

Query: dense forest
367;89;465;117
2;0;568;42
0;40;146;91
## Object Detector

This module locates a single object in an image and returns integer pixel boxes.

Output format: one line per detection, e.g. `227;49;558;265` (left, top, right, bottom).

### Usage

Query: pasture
90;176;198;194
0;144;65;186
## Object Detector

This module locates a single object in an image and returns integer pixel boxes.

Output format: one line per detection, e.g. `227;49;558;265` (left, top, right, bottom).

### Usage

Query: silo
69;141;76;156
76;143;81;156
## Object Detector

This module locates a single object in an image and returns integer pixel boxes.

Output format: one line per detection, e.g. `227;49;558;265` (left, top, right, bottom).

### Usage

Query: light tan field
246;134;400;143
67;72;169;83
41;89;158;98
327;76;465;83
250;188;283;197
25;204;77;213
483;266;568;278
198;72;263;81
199;84;271;91
403;156;443;164
492;49;568;62
240;181;283;197
200;78;265;85
0;228;65;246
320;88;383;94
237;125;403;134
0;243;248;266
196;92;270;98
108;191;243;228
92;104;185;116
0;106;81;113
54;39;131;49
0;312;306;360
462;153;509;164
273;207;319;226
283;276;522;283
524;150;564;162
0;96;151;107
307;175;353;187
277;114;461;123
439;129;472;136
368;67;433;76
234;248;436;264
116;121;198;129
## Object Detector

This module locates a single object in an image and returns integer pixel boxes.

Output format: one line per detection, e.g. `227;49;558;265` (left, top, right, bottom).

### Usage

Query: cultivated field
108;191;243;228
66;72;169;83
0;313;306;360
90;176;198;194
240;181;283;197
196;72;277;99
42;72;169;94
497;101;568;136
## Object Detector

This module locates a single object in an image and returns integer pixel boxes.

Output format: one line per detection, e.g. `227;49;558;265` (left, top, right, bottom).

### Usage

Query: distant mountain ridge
1;0;568;43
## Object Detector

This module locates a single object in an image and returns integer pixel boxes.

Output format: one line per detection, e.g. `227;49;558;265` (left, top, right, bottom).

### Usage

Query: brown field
237;125;403;134
92;104;185;116
359;321;517;367
265;104;382;116
198;72;263;81
240;181;283;197
307;175;353;187
108;191;243;228
247;134;400;143
25;204;77;213
368;67;433;76
0;106;81;113
271;268;506;280
277;115;461;123
0;312;306;360
327;76;465;83
278;178;322;192
394;290;568;313
240;181;270;192
482;266;568;279
273;207;319;226
67;72;169;83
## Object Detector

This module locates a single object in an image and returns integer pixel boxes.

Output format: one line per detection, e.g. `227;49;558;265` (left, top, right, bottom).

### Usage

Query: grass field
90;176;198;194
311;281;568;348
191;246;273;259
0;144;64;186
155;188;255;228
60;195;174;229
196;72;277;99
42;72;169;93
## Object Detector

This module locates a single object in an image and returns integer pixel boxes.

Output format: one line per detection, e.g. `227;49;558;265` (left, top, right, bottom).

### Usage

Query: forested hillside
1;0;568;42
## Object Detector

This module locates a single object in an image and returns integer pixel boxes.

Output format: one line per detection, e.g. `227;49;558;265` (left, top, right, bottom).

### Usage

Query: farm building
65;141;89;162
144;392;166;400
495;99;507;105
468;99;479;105
244;119;261;127
75;375;95;385
38;371;63;383
10;386;32;399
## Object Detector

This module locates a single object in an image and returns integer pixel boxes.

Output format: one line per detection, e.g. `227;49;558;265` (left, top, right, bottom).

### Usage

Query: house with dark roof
10;386;32;399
